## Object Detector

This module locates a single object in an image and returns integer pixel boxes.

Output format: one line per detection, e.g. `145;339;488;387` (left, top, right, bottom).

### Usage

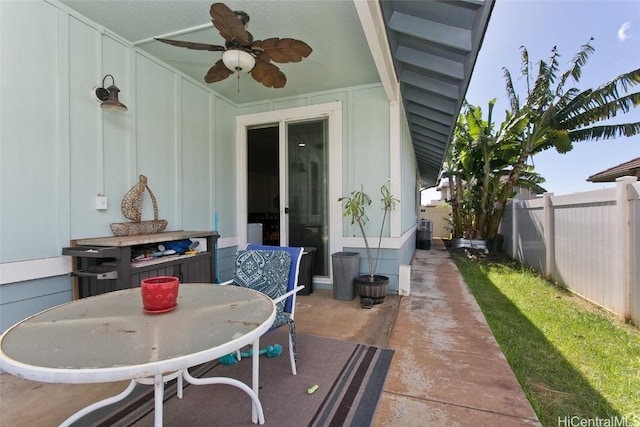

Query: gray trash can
417;219;432;250
331;252;359;300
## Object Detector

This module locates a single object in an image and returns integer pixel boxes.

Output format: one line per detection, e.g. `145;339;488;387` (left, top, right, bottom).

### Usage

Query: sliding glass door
246;119;329;277
287;120;328;276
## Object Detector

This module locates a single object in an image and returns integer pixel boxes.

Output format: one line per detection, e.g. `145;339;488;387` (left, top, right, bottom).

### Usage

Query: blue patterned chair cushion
234;250;291;321
232;249;299;365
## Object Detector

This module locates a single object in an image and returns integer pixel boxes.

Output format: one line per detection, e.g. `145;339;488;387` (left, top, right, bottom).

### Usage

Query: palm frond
529;59;550;105
517;177;548;195
503;68;520;112
548;46;561;84
563;92;640;129
519;46;531;94
518;169;546;184
519;46;530;78
529;47;561;109
556;38;595;96
486;98;496;130
498;111;529;141
610;67;640;92
589;68;640;108
554;88;587;119
466;107;483;140
538;103;558;128
556;89;595;124
568;122;640;142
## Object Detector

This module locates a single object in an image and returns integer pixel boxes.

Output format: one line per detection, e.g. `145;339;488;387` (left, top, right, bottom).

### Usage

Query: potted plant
339;180;398;306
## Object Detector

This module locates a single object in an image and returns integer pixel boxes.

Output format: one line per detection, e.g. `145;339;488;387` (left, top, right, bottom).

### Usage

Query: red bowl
141;276;179;312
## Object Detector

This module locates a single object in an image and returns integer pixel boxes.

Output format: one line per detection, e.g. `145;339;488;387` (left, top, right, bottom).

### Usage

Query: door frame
235;102;343;281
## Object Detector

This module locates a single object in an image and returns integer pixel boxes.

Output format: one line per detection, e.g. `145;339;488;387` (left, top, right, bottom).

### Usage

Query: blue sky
423;0;640;203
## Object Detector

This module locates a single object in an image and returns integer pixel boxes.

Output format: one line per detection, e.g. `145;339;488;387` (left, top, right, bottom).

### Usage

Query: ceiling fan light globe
222;50;255;73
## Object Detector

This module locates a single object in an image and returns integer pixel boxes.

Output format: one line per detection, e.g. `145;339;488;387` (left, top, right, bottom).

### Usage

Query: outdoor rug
77;330;394;427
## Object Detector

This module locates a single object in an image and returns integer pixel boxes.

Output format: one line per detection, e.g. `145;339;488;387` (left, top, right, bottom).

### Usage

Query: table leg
59;379;137;427
182;366;265;424
252;337;259;424
154;373;164;427
177;370;184;399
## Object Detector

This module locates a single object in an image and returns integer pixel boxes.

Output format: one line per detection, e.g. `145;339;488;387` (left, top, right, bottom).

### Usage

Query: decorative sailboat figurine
110;175;168;236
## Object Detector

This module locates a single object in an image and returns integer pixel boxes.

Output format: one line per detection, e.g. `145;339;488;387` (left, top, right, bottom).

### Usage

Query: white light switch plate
95;195;108;210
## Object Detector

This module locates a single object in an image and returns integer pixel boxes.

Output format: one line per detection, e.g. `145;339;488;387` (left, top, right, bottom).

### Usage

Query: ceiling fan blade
252;38;312;63
155;38;225;52
205;59;233;84
251;59;286;88
210;3;251;46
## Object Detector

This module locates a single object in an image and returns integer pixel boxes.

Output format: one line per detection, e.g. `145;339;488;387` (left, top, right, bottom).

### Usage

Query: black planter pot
355;274;389;304
486;234;504;253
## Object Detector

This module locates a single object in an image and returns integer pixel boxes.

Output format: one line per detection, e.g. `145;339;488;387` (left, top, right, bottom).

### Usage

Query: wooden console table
62;231;219;299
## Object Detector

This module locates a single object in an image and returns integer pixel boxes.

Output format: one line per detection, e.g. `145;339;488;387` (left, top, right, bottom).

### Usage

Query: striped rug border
310;343;394;427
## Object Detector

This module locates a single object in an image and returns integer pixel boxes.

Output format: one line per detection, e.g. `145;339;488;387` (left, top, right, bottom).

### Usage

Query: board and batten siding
0;0;236;333
1;0;421;332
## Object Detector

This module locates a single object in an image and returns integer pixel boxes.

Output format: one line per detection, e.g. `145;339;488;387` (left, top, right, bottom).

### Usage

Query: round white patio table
0;283;275;426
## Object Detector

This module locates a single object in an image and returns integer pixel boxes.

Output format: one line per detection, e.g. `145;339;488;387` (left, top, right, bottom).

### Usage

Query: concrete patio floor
0;238;540;426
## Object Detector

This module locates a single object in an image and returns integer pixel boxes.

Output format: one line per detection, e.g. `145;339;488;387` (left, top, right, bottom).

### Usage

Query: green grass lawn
451;251;640;427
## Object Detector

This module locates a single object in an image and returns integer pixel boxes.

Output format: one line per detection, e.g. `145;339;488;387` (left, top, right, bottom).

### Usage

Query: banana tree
444;113;481;238
483;39;640;239
446;40;639;241
445;100;528;239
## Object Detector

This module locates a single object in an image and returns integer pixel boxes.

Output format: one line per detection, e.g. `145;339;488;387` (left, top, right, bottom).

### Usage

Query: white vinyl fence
500;177;640;324
420;204;452;239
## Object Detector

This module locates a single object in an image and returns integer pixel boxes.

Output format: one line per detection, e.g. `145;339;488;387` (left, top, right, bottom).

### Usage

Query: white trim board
0;257;72;285
235;102;343;260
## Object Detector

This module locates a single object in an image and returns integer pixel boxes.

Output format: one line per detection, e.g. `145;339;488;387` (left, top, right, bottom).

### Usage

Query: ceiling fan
156;2;312;89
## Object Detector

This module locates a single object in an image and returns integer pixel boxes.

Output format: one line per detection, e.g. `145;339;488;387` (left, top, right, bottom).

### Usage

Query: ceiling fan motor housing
234;10;249;26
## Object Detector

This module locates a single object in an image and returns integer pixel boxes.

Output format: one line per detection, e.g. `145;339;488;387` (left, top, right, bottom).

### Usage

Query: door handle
284;207;289;214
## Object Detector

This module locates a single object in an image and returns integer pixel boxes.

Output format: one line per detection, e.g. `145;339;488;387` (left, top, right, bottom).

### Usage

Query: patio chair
245;244;303;316
224;245;304;375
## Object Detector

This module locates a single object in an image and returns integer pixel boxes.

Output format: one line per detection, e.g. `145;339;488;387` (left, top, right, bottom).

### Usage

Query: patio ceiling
59;0;494;188
59;1;380;104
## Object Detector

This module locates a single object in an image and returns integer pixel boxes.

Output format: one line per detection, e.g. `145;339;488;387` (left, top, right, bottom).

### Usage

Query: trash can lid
331;251;359;257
